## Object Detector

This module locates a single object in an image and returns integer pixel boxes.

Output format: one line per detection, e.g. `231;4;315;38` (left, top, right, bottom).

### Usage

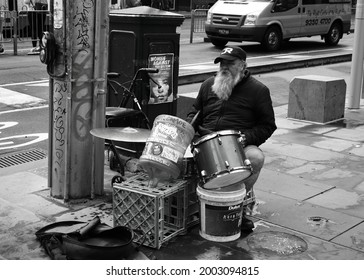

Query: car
205;0;352;51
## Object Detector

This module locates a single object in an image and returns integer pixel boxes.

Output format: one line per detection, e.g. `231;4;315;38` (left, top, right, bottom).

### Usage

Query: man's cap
214;46;247;64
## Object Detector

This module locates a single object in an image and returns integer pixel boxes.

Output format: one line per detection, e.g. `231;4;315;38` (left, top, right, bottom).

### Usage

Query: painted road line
0;87;45;106
0;141;14;146
0;122;18;131
0;79;48;87
0;105;49;115
27;82;49;87
0;133;48;150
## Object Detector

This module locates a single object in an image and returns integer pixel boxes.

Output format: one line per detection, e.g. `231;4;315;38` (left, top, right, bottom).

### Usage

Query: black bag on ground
35;216;146;260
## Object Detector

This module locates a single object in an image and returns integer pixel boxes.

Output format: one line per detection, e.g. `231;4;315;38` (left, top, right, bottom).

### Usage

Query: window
302;0;329;5
274;0;298;12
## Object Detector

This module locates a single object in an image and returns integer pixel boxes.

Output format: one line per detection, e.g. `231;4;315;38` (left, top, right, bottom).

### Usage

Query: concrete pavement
1;60;364;260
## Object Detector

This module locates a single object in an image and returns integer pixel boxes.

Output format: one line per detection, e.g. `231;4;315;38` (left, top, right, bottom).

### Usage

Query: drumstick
189;110;201;127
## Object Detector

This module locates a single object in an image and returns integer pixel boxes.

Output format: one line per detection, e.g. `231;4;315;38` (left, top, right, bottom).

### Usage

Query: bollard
288;75;346;123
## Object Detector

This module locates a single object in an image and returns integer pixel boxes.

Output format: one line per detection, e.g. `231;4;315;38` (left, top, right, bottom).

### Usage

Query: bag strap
40;235;67;260
77;216;101;239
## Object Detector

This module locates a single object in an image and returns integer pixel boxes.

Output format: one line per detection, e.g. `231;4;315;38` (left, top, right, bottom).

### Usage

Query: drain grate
0;148;47;168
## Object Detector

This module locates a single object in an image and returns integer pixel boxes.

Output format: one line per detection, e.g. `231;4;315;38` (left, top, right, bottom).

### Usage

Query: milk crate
113;173;199;249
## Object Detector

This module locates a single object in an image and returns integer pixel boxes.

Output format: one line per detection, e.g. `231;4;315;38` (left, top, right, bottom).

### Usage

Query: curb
178;53;352;85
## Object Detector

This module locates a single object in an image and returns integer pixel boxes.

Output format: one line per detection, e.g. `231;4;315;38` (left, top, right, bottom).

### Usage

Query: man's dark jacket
186;70;277;147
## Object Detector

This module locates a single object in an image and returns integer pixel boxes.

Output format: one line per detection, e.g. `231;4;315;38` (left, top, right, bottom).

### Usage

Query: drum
192;130;252;189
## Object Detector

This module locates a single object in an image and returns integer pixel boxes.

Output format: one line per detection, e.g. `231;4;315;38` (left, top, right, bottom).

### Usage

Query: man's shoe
241;216;254;232
28;47;40;55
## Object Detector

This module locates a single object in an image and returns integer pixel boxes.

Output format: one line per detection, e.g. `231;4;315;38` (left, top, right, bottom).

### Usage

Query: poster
148;53;174;105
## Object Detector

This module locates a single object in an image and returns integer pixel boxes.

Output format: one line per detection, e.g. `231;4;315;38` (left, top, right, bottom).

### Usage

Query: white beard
211;69;241;100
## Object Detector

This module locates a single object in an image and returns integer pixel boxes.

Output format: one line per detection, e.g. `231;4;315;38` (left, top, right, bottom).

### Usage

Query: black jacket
186;70;277;147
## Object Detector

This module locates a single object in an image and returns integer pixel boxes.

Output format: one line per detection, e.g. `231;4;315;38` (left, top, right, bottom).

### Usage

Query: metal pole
50;0;68;199
48;0;54;189
50;0;104;200
91;1;109;198
348;0;364;109
64;0;72;202
67;0;97;198
190;9;194;44
13;10;18;55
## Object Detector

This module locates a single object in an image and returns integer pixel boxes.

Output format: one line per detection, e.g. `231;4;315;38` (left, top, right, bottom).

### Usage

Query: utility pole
49;0;109;200
348;0;364;109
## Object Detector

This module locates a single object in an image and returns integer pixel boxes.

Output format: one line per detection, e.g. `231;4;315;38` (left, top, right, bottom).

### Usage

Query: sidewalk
1;60;364;260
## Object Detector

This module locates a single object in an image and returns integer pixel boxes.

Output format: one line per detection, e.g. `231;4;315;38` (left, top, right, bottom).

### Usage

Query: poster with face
148;53;174;104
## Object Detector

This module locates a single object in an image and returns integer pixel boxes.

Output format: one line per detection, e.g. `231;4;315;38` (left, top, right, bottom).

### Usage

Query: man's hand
239;133;247;147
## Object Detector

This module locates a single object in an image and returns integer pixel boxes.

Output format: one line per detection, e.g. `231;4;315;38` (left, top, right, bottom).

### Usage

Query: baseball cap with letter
214;46;247;64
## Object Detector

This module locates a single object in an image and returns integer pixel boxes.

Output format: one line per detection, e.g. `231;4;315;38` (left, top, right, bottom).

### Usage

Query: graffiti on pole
53;81;67;169
74;0;95;53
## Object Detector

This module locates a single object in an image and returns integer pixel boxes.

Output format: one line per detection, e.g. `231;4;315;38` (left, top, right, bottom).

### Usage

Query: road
0;30;355;156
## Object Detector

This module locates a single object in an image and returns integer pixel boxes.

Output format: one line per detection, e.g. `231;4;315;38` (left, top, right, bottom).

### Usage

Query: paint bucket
197;183;246;242
139;114;195;183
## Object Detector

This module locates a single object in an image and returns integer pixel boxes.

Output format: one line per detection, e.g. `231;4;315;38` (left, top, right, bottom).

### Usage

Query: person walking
186;46;277;231
25;0;48;55
0;12;4;54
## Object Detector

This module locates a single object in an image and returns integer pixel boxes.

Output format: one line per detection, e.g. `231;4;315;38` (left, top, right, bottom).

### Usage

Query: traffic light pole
49;0;109;200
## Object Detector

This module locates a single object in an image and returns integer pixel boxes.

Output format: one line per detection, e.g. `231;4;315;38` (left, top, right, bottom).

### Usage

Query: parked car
205;0;352;51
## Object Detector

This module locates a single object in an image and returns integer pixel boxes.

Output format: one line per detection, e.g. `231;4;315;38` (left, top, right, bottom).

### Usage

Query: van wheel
324;23;342;46
210;38;228;48
262;26;282;51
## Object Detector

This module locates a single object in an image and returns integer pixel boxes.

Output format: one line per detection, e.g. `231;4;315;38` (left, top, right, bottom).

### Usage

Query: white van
205;0;352;51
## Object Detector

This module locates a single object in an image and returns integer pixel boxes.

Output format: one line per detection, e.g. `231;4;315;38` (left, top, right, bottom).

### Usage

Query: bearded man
186;46;277;231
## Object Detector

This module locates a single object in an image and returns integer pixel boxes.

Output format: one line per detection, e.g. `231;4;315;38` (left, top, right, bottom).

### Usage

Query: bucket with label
197;184;246;242
139;114;195;183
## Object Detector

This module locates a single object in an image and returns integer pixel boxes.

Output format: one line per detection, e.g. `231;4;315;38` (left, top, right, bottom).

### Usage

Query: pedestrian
186;46;277;231
0;12;4;54
25;0;48;55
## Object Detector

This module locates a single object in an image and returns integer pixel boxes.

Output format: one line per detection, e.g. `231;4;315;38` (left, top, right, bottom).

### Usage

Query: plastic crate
113;173;198;249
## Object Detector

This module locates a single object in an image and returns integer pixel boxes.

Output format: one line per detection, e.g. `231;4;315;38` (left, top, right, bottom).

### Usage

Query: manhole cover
247;231;308;256
0;148;47;168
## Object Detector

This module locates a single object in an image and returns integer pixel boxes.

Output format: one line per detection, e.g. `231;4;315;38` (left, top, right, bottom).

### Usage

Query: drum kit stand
90;109;257;242
90;126;151;183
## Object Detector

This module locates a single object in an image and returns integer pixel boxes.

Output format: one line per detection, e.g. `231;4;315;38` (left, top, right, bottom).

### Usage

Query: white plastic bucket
139;114;195;182
197;184;246;242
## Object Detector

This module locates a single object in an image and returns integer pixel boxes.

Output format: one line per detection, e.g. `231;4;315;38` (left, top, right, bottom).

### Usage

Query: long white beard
211;70;241;100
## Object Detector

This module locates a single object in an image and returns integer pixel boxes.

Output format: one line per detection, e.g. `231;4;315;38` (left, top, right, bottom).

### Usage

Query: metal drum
192;130;252;189
139;114;195;183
